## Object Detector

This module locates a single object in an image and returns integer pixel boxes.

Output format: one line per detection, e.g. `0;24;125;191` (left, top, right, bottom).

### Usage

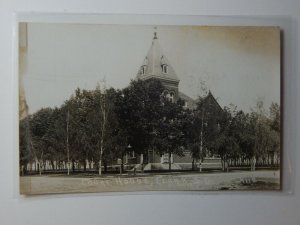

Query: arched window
162;64;168;74
161;90;175;103
162;90;169;96
169;92;175;103
141;65;147;75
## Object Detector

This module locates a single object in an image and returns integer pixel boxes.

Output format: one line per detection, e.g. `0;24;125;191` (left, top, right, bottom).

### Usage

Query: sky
20;23;280;114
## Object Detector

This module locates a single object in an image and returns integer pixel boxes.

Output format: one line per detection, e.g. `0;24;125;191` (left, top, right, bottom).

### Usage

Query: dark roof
178;92;194;102
197;91;223;112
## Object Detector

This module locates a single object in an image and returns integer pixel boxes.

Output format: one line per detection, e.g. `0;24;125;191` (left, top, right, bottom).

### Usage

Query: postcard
19;23;281;194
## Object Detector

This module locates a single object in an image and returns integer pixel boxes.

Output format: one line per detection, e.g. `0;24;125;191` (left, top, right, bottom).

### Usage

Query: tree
189;92;223;170
152;97;186;171
79;85;116;175
213;107;232;171
269;102;280;132
19;117;32;175
101;88;127;174
116;79;165;171
235;111;256;166
64;88;91;172
248;100;280;169
42;107;67;171
93;84;108;176
268;102;280;165
28;107;54;175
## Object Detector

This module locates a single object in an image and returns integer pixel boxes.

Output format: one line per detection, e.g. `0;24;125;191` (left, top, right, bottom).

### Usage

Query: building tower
136;31;180;103
134;29;223;169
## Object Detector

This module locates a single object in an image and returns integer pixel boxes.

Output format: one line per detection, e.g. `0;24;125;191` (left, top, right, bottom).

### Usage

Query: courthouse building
129;32;222;170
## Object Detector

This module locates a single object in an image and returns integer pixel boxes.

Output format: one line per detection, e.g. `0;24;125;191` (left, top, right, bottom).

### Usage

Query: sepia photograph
19;23;281;195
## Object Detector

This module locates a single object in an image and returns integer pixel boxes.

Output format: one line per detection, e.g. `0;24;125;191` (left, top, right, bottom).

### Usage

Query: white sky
21;23;280;114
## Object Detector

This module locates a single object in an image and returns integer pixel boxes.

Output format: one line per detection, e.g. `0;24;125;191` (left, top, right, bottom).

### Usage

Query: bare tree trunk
221;156;225;171
192;158;195;170
99;142;104;175
104;161;107;173
99;159;102;175
251;156;256;171
49;160;54;171
83;159;86;172
39;163;41;176
168;152;172;172
72;159;75;173
99;86;107;176
118;155;123;175
121;156;124;173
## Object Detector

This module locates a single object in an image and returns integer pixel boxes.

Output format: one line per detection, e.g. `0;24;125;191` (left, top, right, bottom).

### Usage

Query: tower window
141;66;147;75
162;64;168;74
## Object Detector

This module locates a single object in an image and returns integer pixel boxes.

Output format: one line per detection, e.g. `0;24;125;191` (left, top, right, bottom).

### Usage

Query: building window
169;92;175;103
162;90;169;96
127;151;135;158
164;91;174;103
141;66;147;75
184;101;188;108
162;64;168;74
161;90;175;103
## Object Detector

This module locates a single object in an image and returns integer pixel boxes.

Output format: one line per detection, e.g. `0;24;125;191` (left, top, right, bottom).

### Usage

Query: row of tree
19;79;280;174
